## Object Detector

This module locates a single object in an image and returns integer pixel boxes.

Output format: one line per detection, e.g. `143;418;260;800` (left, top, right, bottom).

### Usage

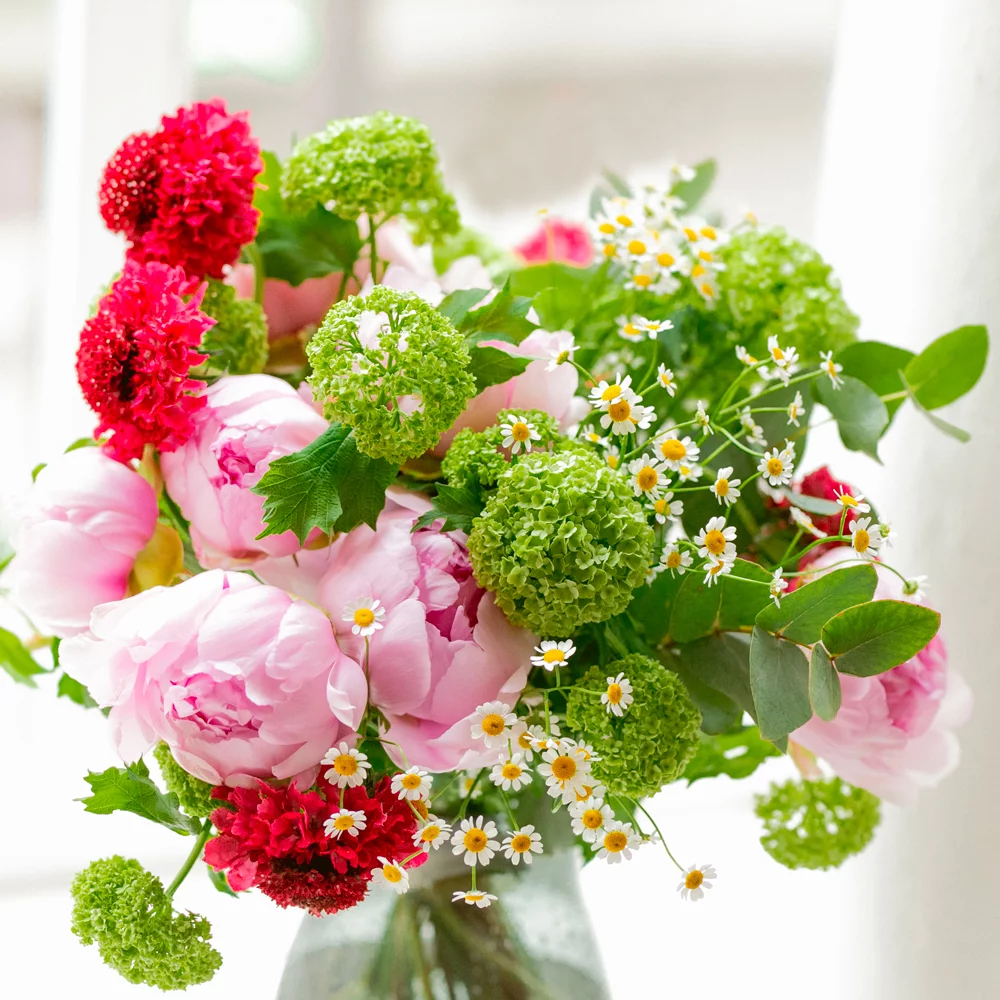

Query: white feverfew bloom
604;444;621;471
739;406;767;446
570;796;614;843
323;809;367;840
820;350;845;388
597;820;642;864
835;487;871;514
758;447;794;487
530;639;576;671
451;816;500;867
656;363;677;396
452;890;498;908
787;391;806;427
616;314;646;343
703;556;734;587
544;332;577;371
903;575;928;600
470;701;517;749
650;491;683;524
601;396;654;435
710;467;742;507
500;415;541;455
322;742;371;788
581;430;608;447
502;826;544;866
660;543;693;576
601;672;634;717
625;258;661;293
490;752;533;792
695;400;712;436
413;817;452;852
657;432;700;470
589;373;636;410
849;517;882;559
371;858;410;894
538;745;591;800
343;598;386;637
635;316;674;340
391;766;432;801
769;568;788;607
790;506;827;538
509;720;546;761
678;863;718;902
646;560;665;585
767;335;799;371
676;462;702;483
694;516;737;561
628;454;669;499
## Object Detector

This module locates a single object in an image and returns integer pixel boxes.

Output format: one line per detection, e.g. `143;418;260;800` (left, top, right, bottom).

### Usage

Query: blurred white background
1;1;997;997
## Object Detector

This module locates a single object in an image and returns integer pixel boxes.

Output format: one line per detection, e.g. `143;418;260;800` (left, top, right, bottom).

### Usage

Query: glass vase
276;846;611;1000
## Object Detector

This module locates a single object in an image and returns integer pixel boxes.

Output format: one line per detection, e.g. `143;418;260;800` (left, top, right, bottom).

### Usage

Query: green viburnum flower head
565;656;701;799
193;279;268;377
281;111;460;243
71;856;222;990
755;777;881;871
717;225;859;360
307;286;475;465
153;742;217;820
467;451;654;636
441;408;561;490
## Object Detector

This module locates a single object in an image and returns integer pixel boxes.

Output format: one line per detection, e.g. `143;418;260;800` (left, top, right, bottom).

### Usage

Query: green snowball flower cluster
281;111;460;243
468;451;654;636
755;777;881;871
306;286;476;465
153;742;216;820
71;856;222;990
565;656;701;798
717;225;859;360
441;409;560;490
194;279;268;377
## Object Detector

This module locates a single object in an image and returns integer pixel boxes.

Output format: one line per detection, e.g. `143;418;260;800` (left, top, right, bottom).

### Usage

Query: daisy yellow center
601;385;621;401
556;350;570;364
657;251;676;267
582;809;604;830
333;815;356;831
353;608;375;628
715;479;730;496
332;754;357;776
510;421;531;442
700;282;715;298
466;892;485;901
576;785;596;802
382;864;403;883
697;249;714;263
603;243;617;257
501;762;522;780
826;360;838;374
542;648;566;664
703;529;727;556
840;494;858;507
608;400;632;422
401;773;423;790
627;239;647;255
481;713;506;737
510;834;533;853
637;467;658;491
679;464;693;477
659;373;673;386
701;226;717;239
615;214;633;227
606;683;623;704
708;560;727;577
598;222;615;234
604;830;628;853
654;498;668;514
767;457;784;477
853;529;870;552
607;454;619;469
665;550;681;569
691;263;706;277
551;756;577;781
517;731;534;750
421;825;441;842
624;323;640;337
771;345;785;361
464;829;488;853
633;273;653;288
685;870;704;890
683;227;698;241
661;439;686;461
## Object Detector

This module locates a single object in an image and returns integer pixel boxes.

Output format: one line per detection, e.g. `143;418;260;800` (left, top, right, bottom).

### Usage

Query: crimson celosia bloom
76;260;211;463
780;465;861;568
98;99;262;279
204;777;426;916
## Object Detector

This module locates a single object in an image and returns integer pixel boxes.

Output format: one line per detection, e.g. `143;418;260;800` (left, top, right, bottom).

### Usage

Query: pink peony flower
792;549;972;805
514;217;594;266
60;569;366;787
315;487;535;771
160;374;328;569
14;448;158;638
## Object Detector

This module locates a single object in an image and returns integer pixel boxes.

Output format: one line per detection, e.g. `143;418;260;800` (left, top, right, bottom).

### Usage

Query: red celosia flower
204;777;426;916
515;217;594;265
98;99;262;279
76;259;211;463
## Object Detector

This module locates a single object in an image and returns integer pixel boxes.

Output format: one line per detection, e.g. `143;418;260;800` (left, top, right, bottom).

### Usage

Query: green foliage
821;599;941;676
252;423;397;543
812;374;888;460
836;341;915;420
749;625;812;743
565;656;701;798
684;724;780;784
904;324;988;410
755;563;878;645
0;627;46;687
666;634;756;734
465;343;530;392
58;672;98;708
457;278;537;343
809;643;841;721
194;280;268;376
755;778;881;870
71;856;221;990
281;111;459;244
413;482;486;534
901;370;971;442
437;287;491;326
307;286;475;464
468;451;654;636
670;159;717;212
152;743;216;821
78;760;202;837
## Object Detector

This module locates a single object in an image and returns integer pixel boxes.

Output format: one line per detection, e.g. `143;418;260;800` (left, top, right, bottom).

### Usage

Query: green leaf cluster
152;743;217;821
193;279;268;377
684;724;781;784
0;627;46;687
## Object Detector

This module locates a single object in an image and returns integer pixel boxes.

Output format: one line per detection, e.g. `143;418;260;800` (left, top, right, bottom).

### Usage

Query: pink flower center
165;672;261;738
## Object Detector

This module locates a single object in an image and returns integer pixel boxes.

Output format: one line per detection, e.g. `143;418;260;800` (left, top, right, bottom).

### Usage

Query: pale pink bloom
792;548;971;805
13;448;158;637
60;569;366;787
160;374;328;569
227;266;349;340
316;488;535;771
514;218;594;266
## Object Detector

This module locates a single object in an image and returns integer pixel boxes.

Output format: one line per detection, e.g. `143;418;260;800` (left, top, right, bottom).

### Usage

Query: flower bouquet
2;100;988;995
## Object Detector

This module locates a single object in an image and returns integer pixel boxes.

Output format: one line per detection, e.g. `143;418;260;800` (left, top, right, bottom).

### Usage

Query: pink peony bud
514;217;594;266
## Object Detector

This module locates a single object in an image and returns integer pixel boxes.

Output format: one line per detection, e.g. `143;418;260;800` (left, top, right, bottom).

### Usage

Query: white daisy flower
545;333;577;371
694;516;737;561
470;701;517;749
626;259;660;292
596;820;642;864
677;863;717;902
735;345;761;367
820;350;844;388
786;391;806;427
588;373;636;410
835;487;871;514
530;639;576;671
710;467;742;507
650;492;683;524
600;396;654;435
451;815;500;866
758;447;794;487
695;400;712;435
646;560;665;585
500;415;541;455
676;462;702;483
502;826;544;866
413;817;452;852
601;673;634;717
789;506;827;538
649;231;686;271
849;517;882;559
371;857;409;894
656;433;700;470
656;364;678;396
490;753;532;792
452;889;498;908
622;230;655;262
580;430;606;447
703;556;734;587
739;406;767;445
660;543;693;576
628;454;669;499
569;796;614;843
903;575;928;600
616;314;646;343
391;766;432;801
538;745;591;800
604;444;621;470
636;316;674;340
769;568;788;607
322;742;371;788
690;265;719;302
323;808;367;839
767;335;799;371
509;720;545;761
342;598;386;637
458;770;480;797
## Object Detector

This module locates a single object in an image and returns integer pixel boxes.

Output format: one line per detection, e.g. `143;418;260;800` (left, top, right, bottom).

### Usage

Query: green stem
499;789;519;830
630;798;686;874
369;220;381;284
166;819;213;899
246;242;265;305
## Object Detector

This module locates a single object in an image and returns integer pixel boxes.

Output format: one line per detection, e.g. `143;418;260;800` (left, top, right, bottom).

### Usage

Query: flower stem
165;819;213;899
246;242;265;305
629;797;685;873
